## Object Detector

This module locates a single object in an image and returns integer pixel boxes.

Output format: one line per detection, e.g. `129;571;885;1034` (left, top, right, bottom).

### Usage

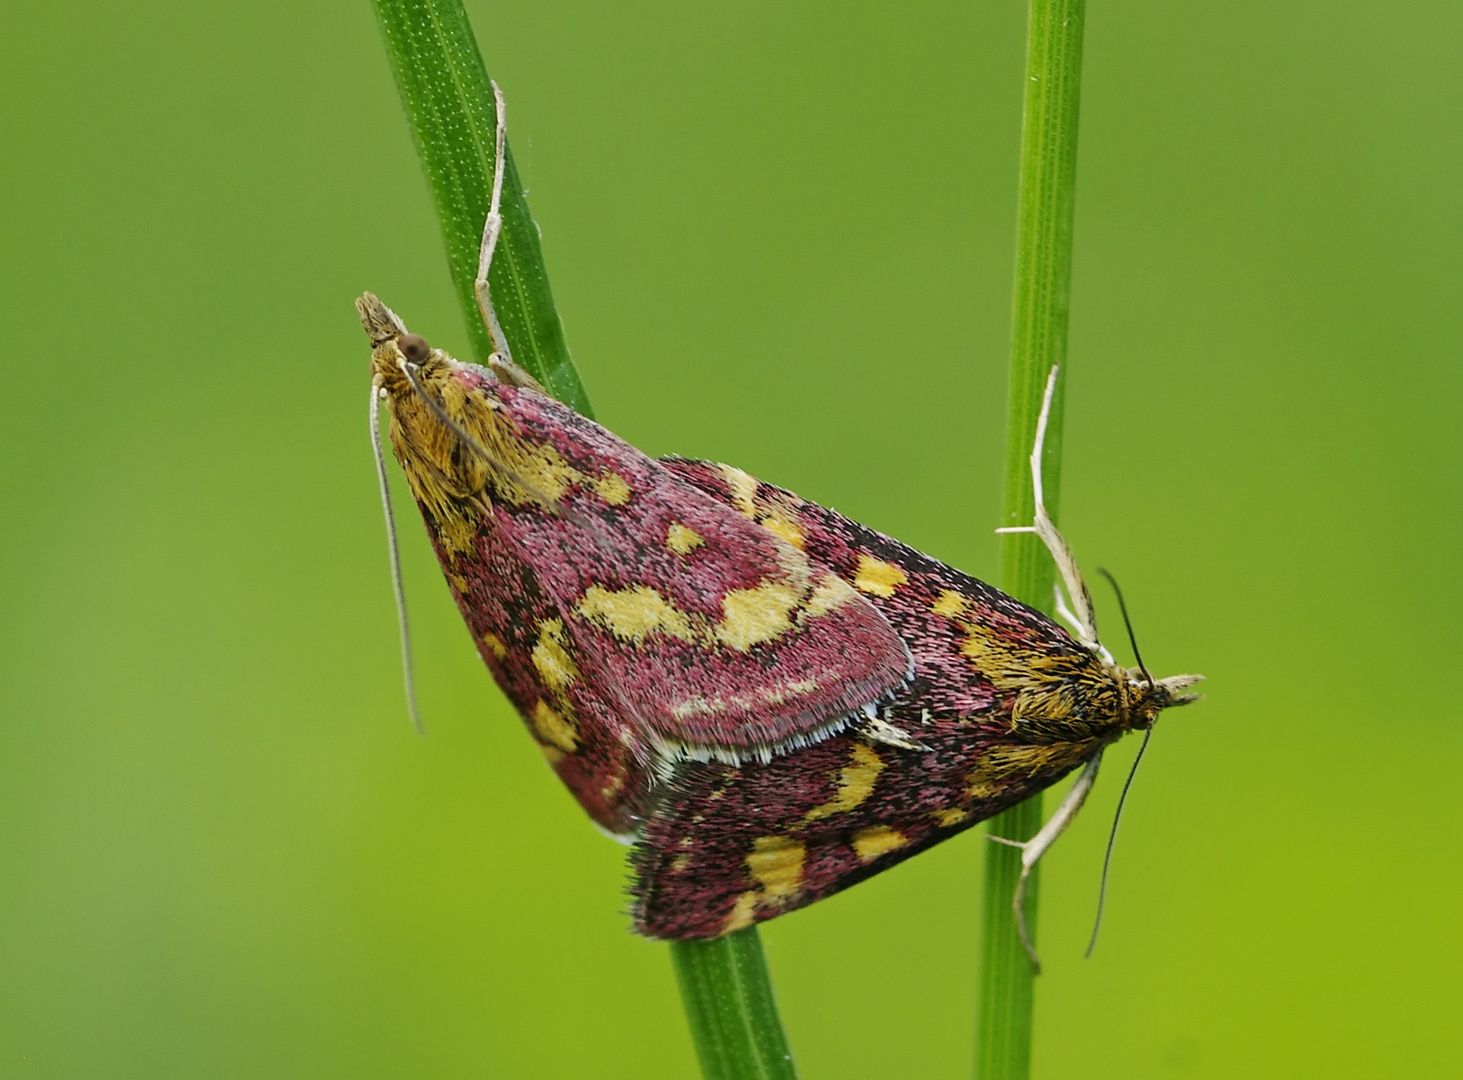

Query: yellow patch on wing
746;836;805;901
853;554;909;597
594;471;632;506
577;585;695;644
718;464;760;518
666;522;704;554
715;581;800;651
478;429;579;506
722;891;759;934
760;513;805;549
931;807;970;828
530;619;580;690
670;853;693;872
803;743;887;822
931;589;969;618
530;700;579;753
852;825;908;862
539;744;565;765
802;573;857;619
966;773;1002;800
479;633;509;661
600;767;626;801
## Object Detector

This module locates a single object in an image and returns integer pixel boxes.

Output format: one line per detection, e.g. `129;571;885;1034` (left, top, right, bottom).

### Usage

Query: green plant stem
368;3;795;1076
371;0;590;415
671;932;799;1080
975;1;1087;1079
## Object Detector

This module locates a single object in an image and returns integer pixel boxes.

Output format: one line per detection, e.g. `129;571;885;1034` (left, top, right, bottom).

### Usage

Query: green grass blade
671;932;798;1080
368;3;796;1075
370;0;591;415
975;1;1087;1078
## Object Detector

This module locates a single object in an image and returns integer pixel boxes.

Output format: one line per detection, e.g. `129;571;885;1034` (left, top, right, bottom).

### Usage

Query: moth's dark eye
399;334;431;364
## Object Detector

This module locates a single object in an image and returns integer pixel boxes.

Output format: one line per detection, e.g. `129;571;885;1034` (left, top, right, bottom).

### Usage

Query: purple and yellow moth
360;84;1201;956
630;451;1199;946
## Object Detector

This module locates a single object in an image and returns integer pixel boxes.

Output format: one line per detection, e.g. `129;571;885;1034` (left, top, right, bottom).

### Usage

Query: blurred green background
3;1;1460;1076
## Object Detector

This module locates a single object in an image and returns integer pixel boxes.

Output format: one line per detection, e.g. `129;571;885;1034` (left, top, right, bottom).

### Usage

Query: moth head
355;292;458;400
356;292;569;515
1094;569;1202;731
1126;671;1204;729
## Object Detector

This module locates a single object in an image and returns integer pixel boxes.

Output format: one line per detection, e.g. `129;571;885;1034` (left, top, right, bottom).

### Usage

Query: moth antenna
474;80;514;365
371;382;425;736
1051;581;1083;636
1095;567;1153;688
1084;726;1153;959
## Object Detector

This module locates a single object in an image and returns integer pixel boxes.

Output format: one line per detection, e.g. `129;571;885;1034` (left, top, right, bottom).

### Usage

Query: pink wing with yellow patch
431;504;653;834
630;459;1100;938
474;380;913;761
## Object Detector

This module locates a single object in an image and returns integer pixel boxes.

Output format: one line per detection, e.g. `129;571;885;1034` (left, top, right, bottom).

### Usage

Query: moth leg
995;365;1101;650
1051;582;1083;637
473;80;515;365
1054;581;1115;666
987;751;1103;973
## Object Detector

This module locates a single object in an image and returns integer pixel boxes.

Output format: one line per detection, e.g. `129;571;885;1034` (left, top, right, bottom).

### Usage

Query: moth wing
487;390;914;759
631;727;1087;939
658;456;1085;706
434;515;654;834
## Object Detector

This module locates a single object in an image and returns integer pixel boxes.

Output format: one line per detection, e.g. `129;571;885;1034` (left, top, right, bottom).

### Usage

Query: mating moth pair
361;86;1200;958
